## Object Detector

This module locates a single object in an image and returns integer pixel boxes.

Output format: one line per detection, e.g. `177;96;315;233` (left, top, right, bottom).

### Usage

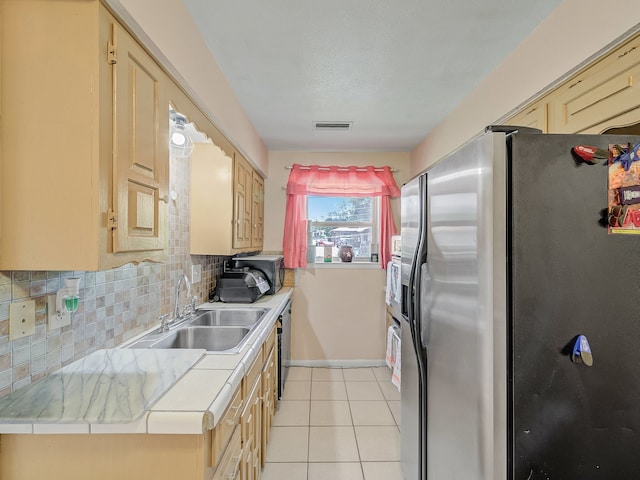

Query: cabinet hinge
107;209;118;229
107;41;117;65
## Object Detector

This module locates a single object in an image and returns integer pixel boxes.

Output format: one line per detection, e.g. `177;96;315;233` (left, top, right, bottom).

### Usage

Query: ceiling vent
313;121;353;132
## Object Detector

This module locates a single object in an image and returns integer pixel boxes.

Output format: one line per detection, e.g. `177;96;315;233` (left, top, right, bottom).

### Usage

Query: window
283;164;400;269
308;196;379;262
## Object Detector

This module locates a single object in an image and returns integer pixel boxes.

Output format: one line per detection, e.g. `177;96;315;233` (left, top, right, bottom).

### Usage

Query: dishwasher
277;299;292;400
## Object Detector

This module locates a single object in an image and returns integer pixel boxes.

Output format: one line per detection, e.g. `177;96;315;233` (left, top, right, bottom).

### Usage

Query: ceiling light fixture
169;109;194;158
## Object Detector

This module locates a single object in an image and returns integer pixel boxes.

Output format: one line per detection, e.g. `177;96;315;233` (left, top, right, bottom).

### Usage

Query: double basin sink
127;308;270;353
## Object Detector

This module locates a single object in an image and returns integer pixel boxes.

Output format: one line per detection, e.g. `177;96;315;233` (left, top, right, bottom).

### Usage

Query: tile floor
262;366;404;480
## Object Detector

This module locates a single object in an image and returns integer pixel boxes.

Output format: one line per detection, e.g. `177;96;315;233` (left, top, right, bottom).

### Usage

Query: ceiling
181;0;563;152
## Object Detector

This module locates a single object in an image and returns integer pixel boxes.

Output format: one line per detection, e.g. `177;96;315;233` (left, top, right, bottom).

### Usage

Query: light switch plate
9;299;36;340
191;264;202;284
48;294;71;331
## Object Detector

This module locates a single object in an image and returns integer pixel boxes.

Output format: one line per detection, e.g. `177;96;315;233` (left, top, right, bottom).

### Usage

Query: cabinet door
261;347;275;468
252;385;263;479
233;153;253;249
251;173;264;248
241;376;262;480
214;427;242;480
240;438;253;480
190;142;234;255
112;22;169;253
506;101;548;133
550;36;640;133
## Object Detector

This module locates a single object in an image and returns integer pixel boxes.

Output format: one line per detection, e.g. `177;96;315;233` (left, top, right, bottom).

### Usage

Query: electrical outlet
48;294;71;331
9;299;36;340
191;264;202;284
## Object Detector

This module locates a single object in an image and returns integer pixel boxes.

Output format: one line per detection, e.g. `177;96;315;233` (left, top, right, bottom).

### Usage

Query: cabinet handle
225;453;242;479
159;195;169;204
618;45;637;59
225;402;242;425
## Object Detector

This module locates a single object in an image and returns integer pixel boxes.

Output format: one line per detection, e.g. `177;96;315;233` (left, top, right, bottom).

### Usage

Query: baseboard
287;359;386;368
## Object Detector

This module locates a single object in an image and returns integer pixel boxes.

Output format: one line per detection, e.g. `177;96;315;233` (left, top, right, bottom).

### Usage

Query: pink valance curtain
283;164;400;269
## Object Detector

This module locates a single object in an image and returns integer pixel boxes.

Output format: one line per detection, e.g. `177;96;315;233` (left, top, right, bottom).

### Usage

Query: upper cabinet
549;35;640;134
234;152;264;251
112;21;169;254
251;172;265;248
233;153;254;250
0;0;169;271
505;101;548;133
190;145;264;256
506;34;640;136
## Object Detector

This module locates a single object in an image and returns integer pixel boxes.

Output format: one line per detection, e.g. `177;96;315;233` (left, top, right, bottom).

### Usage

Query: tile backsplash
0;152;229;398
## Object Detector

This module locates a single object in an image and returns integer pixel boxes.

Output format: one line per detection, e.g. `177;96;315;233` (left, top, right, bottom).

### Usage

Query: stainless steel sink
126;307;271;353
188;308;268;327
151;326;251;351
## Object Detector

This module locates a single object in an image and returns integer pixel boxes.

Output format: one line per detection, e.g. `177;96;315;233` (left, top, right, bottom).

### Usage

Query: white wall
411;0;640;175
291;266;388;362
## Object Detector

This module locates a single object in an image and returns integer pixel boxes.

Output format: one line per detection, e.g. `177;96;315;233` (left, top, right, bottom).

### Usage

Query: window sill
305;261;381;269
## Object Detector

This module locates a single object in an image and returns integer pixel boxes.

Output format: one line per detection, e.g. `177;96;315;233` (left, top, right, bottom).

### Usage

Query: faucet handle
158;314;170;332
183;296;197;317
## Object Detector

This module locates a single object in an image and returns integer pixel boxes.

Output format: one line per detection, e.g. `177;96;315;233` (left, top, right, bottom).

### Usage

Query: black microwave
231;255;284;295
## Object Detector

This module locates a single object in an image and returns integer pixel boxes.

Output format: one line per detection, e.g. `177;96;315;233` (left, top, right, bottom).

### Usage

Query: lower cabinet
261;345;277;467
208;382;243;480
0;325;281;480
0;433;216;480
213;325;279;480
241;373;262;480
213;427;242;480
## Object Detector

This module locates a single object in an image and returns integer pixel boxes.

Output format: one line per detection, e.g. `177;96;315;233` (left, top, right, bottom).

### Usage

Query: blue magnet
571;334;593;367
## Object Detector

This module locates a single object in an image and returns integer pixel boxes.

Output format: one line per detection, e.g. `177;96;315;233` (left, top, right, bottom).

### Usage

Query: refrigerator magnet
607;143;640;235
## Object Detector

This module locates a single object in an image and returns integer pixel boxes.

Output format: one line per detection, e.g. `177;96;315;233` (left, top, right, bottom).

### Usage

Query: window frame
307;196;380;264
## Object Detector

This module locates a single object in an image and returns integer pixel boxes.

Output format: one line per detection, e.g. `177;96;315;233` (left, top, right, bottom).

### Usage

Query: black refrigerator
400;127;640;480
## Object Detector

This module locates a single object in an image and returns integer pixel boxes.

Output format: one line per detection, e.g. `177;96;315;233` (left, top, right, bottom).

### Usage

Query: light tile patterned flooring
262;366;404;480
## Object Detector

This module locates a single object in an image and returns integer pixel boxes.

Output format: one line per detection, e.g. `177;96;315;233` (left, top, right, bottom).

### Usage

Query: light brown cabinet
506;101;548;133
261;328;277;468
190;146;264;255
231;151;264;252
213;427;242;480
549;36;640;134
241;371;262;480
506;34;640;136
251;171;265;249
234;153;254;249
211;385;243;469
0;0;169;271
112;21;169;254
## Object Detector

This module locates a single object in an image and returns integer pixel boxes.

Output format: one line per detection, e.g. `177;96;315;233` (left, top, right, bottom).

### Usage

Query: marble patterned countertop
0;288;293;436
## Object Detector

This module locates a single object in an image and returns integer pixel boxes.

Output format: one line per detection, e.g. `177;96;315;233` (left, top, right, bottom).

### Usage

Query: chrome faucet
173;273;192;323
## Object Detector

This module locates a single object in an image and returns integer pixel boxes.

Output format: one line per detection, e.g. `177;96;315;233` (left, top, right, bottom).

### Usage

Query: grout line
306;381;311;479
265;367;401;479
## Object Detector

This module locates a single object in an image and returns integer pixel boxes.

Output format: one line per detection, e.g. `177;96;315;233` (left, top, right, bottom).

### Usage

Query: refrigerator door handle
406;178;426;329
419;263;431;349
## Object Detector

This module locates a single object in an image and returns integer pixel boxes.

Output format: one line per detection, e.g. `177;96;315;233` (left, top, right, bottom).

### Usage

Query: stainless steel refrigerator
400;127;640;480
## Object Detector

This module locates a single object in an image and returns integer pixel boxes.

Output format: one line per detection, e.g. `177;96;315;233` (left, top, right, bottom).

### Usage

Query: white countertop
0;288;293;436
